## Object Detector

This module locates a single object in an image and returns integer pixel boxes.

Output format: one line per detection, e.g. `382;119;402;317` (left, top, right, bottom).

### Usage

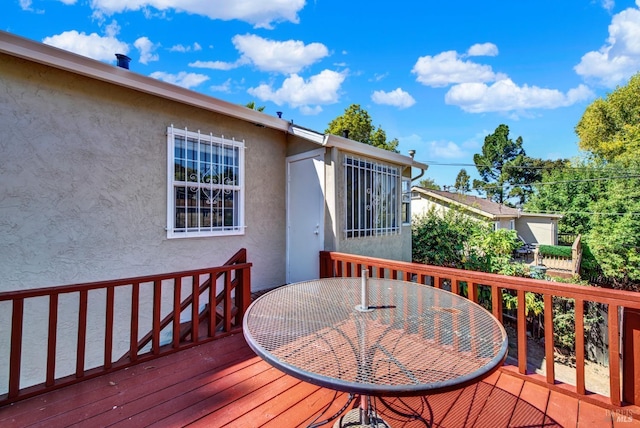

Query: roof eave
0;31;290;132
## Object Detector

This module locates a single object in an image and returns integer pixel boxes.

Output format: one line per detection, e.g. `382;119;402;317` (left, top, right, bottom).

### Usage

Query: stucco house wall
516;216;558;246
0;53;287;292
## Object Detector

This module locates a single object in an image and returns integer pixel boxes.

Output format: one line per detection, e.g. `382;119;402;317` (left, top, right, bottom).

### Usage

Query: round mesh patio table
243;277;508;398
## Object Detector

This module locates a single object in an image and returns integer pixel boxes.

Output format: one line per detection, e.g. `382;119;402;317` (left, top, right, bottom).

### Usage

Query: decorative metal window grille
167;126;245;238
344;155;400;238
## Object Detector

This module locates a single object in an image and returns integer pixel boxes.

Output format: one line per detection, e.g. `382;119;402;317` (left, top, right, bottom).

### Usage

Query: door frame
285;149;326;284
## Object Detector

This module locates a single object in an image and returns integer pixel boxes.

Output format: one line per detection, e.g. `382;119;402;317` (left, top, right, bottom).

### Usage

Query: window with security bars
344;155;400;238
167;126;245;238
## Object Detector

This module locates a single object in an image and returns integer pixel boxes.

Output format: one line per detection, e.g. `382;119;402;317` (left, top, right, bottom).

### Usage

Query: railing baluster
608;304;621;405
470;282;478;304
209;272;216;337
46;294;58;387
192;275;199;343
543;294;554;384
173;277;182;348
152;280;161;355
575;297;585;395
224;271;232;333
240;263;251;316
104;286;114;369
76;290;88;378
451;279;459;295
9;299;24;398
130;282;140;363
491;285;502;323
517;289;527;374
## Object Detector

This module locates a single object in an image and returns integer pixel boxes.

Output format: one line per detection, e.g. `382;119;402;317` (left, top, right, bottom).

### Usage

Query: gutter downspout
411;167;425;182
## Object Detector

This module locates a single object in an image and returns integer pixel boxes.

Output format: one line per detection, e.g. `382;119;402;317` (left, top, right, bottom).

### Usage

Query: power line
525;209;640;216
421;160;640;174
479;175;640;191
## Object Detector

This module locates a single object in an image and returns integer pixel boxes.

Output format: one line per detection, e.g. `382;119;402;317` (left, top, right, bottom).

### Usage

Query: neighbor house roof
412;187;562;220
0;30;427;173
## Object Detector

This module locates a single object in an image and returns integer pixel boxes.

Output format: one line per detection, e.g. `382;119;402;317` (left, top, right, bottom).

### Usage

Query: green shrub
538;245;572;258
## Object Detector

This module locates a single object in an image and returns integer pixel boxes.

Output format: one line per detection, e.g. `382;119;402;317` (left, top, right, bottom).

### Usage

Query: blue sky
4;0;640;187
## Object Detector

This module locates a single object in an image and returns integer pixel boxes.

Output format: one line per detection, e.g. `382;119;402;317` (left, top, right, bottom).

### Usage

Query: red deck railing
320;251;640;408
0;249;251;406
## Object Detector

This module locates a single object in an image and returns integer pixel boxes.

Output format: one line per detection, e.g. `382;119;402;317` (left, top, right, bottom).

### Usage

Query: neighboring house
411;187;562;246
0;30;426;293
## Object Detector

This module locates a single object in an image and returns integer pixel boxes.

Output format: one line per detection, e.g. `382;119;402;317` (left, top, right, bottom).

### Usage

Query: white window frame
344;154;400;238
166;126;245;238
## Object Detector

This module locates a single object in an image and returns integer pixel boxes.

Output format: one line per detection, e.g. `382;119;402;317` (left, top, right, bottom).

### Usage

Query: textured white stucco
0;54;287;292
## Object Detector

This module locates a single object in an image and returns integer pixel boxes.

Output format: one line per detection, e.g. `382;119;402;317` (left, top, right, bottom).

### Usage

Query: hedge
538;245;572;258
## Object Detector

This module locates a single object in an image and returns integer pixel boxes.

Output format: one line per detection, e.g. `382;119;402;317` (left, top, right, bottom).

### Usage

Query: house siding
0;53;287;292
516;216;558;246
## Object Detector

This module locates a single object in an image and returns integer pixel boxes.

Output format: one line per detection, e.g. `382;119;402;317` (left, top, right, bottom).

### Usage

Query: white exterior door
286;150;325;283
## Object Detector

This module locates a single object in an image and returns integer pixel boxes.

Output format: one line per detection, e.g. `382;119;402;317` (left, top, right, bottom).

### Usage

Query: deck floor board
0;333;637;427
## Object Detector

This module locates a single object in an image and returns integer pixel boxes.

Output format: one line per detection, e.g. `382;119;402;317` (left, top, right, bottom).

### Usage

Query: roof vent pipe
276;111;283;118
342;129;349;139
115;53;131;69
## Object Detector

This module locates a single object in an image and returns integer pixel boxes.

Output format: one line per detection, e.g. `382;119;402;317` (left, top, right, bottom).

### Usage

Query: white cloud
20;0;32;10
248;70;346;111
58;0;77;4
210;78;232;92
189;60;239;71
428;140;466;159
104;20;120;38
232;34;329;74
444;79;594;113
412;50;498;87
300;105;323;115
149;71;209;89
88;0;305;29
170;42;202;52
42;30;129;61
601;0;615;12
134;36;159;64
467;43;498;57
371;88;416;109
575;4;640;87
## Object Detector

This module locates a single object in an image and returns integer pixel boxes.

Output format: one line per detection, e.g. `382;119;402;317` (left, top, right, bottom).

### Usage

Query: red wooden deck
1;333;638;428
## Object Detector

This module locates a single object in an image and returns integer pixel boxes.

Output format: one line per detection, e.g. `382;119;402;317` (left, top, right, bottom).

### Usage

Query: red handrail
0;249;251;406
320;251;640;408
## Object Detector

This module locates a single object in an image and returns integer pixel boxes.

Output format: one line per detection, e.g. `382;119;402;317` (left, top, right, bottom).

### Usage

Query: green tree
585;166;640;289
472;124;526;204
575;72;640;164
417;177;441;190
412;208;520;274
245;101;265;112
326;104;399;152
525;159;605;236
412;208;486;268
454;169;471;193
